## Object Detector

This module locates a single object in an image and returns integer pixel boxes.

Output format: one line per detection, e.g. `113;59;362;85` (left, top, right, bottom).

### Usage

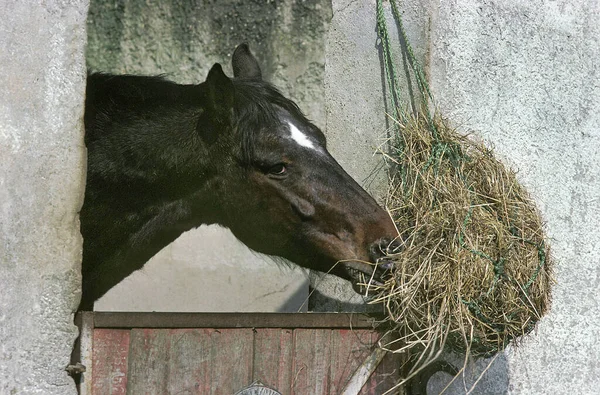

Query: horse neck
82;76;224;280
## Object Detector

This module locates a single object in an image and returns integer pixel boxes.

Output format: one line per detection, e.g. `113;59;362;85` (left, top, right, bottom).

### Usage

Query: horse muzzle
337;237;403;294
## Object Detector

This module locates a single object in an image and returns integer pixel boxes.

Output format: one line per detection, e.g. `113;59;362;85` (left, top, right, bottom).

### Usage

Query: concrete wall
87;0;334;312
2;0;597;393
317;0;431;311
327;0;600;393
94;226;309;313
427;1;600;393
0;1;88;394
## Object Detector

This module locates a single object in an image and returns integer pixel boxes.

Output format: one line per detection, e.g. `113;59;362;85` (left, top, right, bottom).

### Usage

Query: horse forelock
232;79;307;165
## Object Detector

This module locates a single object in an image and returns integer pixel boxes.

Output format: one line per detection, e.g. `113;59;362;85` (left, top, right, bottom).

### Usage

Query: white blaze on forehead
288;121;316;150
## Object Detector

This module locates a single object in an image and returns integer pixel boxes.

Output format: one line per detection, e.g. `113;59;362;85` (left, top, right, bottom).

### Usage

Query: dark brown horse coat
80;44;397;311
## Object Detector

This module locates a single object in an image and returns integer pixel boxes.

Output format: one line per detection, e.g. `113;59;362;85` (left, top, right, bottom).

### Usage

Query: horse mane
86;72;312;167
232;79;310;165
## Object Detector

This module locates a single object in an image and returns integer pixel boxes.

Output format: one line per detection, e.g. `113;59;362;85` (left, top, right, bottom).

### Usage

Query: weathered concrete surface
325;0;430;196
95;226;309;312
315;0;431;311
87;0;331;129
324;0;600;392
86;0;332;312
426;0;600;393
0;1;88;394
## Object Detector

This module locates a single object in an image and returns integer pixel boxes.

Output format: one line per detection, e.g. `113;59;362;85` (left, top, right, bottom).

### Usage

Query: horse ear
232;43;262;80
197;63;234;144
205;63;234;110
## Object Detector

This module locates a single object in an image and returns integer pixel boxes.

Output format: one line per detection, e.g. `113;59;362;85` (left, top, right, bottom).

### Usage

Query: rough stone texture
314;0;431;311
86;0;332;312
426;1;600;393
87;0;331;129
0;1;88;394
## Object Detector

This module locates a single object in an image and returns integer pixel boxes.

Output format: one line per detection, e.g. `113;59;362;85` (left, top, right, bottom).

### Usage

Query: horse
79;43;398;311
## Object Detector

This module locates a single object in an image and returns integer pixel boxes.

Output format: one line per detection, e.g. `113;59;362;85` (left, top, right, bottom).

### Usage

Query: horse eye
268;164;287;176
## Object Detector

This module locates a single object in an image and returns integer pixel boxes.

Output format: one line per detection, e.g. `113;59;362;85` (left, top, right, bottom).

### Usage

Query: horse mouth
339;237;402;294
340;260;394;294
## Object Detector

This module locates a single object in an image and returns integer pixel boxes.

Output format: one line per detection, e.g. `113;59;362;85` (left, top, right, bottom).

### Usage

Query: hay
364;113;553;359
369;0;553;376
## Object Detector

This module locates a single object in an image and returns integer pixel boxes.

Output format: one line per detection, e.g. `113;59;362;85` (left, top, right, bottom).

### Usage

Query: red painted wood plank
360;341;403;395
329;329;376;395
127;328;170;394
91;329;130;395
204;328;254;394
164;329;213;395
125;328;254;394
88;320;403;394
291;329;331;395
253;328;294;394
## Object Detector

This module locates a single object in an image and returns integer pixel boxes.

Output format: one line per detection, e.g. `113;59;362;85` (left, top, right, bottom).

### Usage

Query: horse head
81;44;399;310
200;44;399;290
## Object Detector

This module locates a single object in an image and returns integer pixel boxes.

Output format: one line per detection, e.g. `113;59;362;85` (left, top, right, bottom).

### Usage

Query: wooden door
78;313;401;395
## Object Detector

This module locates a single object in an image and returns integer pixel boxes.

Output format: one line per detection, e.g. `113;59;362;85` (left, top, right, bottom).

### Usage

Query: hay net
369;0;553;365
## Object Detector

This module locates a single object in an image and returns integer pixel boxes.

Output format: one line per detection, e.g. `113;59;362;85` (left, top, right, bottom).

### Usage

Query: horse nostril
387;238;403;254
364;237;404;284
369;237;404;262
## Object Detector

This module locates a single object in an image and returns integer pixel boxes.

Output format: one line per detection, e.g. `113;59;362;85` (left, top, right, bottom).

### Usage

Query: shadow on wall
427;352;510;395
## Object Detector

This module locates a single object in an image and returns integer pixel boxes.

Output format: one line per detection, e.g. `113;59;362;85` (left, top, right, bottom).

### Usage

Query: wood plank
291;329;331;395
79;312;94;395
343;348;388;395
329;329;376;395
91;329;130;395
92;312;382;329
125;328;254;394
127;329;170;394
360;341;403;395
165;329;212;395
205;328;254;394
253;328;294;393
84;313;403;394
